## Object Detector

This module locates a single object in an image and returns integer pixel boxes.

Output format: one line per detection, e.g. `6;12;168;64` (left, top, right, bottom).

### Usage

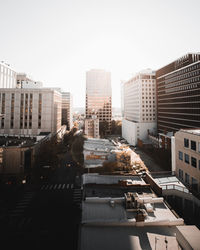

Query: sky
0;0;200;107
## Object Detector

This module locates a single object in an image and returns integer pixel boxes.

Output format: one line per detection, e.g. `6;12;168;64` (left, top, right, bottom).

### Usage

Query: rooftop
81;225;180;250
0;136;37;147
179;128;200;136
83;174;145;185
84;138;117;152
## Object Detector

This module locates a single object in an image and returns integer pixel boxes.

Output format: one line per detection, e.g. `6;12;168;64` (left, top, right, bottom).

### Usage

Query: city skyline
0;0;200;107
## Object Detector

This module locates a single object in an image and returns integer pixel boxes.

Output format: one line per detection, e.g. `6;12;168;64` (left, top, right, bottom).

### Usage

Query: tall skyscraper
85;69;112;132
122;69;156;145
156;53;200;134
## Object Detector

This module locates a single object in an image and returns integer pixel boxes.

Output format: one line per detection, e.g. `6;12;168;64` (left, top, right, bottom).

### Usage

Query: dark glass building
156;53;200;134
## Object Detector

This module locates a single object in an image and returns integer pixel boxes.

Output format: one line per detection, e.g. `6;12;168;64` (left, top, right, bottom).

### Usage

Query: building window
184;153;189;164
191;177;198;192
198;142;200;152
179;169;183;180
191;157;197;168
184;138;189;148
191;140;196;151
185;173;190;184
178;151;183;161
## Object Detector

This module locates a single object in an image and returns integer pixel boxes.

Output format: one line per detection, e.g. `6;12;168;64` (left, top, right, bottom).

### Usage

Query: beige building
86;69;112;132
84;115;99;138
0;88;62;136
0;61;17;88
174;129;200;193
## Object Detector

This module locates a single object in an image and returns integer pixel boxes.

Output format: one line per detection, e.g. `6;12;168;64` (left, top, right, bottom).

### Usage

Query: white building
17;73;43;89
85;115;99;138
61;92;73;130
86;69;112;132
0;88;62;136
0;62;17;88
122;69;157;146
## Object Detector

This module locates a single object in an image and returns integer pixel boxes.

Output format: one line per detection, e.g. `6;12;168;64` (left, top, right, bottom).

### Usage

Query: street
0;152;82;249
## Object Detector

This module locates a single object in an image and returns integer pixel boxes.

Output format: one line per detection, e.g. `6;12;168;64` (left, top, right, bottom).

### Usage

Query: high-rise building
86;69;112;132
156;53;200;134
61;92;73;130
122;69;157;145
0;61;17;88
0;88;62;136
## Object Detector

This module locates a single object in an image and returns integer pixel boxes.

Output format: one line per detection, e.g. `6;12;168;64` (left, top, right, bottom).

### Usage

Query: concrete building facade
86;69;112;132
174;129;200;193
0;62;17;88
0;88;62;136
122;69;157;146
61;92;73;130
84;115;99;138
156;53;200;134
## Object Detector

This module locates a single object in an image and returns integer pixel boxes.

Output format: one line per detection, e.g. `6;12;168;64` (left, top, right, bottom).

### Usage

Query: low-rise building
0;134;48;178
173;129;200;193
84;115;99;138
80;173;200;250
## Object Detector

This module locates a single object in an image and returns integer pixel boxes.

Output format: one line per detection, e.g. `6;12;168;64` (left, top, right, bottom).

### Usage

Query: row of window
178;169;198;191
164;62;200;81
184;138;200;152
179;151;200;169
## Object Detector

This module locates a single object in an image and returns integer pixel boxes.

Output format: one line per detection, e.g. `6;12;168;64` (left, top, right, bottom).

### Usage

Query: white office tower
85;115;99;138
0;62;17;88
17;73;43;88
86;69;112;132
0;88;62;136
61;92;73;130
122;69;157;146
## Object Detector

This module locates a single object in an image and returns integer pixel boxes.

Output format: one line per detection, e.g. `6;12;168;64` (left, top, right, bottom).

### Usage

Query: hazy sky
0;0;200;107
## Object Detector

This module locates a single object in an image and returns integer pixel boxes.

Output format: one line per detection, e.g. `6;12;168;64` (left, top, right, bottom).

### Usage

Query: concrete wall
122;119;156;146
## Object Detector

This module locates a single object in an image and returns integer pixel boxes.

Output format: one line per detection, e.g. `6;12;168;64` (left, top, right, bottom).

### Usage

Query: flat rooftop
82;196;181;225
81;225;179;250
84;138;117;152
83;174;145;185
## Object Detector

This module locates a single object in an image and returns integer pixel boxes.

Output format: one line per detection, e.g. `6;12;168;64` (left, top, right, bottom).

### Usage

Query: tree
111;120;122;135
99;120;109;137
71;134;86;165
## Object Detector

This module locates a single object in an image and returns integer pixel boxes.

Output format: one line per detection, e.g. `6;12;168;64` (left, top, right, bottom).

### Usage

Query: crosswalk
40;183;74;191
9;191;35;218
